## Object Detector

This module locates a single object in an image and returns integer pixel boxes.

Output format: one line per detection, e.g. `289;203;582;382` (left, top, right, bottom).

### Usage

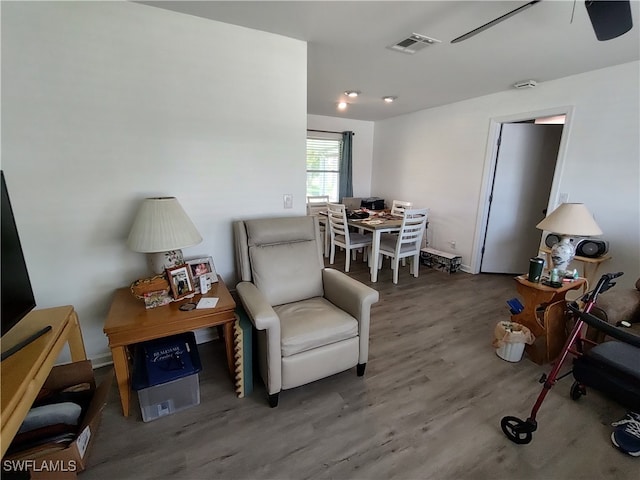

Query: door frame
470;106;575;274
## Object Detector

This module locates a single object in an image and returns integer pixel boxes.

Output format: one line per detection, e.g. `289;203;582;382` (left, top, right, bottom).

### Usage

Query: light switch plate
283;194;293;209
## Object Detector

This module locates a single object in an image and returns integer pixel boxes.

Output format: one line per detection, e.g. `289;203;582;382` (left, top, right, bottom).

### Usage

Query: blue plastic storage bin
132;332;202;390
132;332;202;422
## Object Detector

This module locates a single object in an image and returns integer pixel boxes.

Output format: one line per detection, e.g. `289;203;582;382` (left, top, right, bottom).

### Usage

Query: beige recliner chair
234;216;379;407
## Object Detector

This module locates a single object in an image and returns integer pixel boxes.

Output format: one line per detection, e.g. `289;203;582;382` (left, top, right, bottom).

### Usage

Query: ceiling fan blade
451;0;542;44
585;0;633;41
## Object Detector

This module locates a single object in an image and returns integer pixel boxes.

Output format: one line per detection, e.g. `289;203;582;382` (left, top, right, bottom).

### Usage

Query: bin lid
132;332;202;390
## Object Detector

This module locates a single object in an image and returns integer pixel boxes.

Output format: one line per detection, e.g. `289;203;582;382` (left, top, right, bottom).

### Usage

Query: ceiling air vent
388;33;441;54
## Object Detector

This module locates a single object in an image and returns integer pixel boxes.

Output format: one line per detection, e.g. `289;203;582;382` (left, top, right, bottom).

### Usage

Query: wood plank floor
84;252;638;479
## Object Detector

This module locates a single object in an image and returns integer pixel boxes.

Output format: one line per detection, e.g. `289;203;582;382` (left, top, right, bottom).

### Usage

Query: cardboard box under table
132;332;202;422
3;360;112;480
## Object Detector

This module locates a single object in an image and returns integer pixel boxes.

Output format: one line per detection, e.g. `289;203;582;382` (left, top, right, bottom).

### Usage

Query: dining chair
327;203;373;272
377;208;429;284
391;199;413;216
306;195;330;215
307;195;330;256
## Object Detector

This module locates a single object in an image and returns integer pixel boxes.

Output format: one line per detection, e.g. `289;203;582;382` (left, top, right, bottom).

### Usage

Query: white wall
1;1;307;363
307;115;374;198
373;61;639;288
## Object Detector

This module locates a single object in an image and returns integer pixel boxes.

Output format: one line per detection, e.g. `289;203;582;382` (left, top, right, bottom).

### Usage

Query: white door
481;123;563;273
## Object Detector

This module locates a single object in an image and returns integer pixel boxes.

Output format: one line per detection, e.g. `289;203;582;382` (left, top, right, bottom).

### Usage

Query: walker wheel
501;416;534;444
570;381;585;401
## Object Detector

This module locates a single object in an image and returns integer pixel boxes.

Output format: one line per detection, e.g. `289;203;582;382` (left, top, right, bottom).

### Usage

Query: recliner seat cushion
275;297;359;357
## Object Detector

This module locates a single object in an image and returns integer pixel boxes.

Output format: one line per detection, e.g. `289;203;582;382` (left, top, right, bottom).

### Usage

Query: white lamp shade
127;197;202;253
536;203;603;237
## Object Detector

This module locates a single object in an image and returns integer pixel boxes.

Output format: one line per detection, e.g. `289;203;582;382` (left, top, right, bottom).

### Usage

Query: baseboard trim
90;352;114;369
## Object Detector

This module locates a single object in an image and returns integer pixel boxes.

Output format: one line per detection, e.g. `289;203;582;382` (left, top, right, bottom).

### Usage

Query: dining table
346;214;404;282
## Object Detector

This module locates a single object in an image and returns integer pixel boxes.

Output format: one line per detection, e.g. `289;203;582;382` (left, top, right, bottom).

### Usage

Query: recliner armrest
322;268;379;321
322;268;378;365
237;281;283;395
236;281;280;332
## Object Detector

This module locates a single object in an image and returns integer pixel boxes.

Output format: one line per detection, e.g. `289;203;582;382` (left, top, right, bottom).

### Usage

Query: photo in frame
185;256;218;294
166;264;195;300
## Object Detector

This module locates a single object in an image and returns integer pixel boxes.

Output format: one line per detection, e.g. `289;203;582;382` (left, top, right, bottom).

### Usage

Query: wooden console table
103;277;236;417
1;306;87;457
511;276;586;365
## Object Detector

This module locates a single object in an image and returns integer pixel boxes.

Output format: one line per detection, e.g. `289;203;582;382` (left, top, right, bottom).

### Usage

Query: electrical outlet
283;194;293;209
450;240;456;249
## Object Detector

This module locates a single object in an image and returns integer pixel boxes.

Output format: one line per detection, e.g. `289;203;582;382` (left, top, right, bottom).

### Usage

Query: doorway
472;108;572;274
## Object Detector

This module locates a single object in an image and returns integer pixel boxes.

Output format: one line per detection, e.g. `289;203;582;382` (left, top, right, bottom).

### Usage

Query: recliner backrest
234;216;324;306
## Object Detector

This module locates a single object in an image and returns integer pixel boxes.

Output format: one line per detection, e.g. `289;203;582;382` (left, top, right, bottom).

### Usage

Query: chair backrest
306;195;329;216
395;208;429;254
391;199;413;216
233;216;324;306
327;203;350;243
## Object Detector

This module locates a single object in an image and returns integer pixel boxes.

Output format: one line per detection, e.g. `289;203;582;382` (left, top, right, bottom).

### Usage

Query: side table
511;275;586;365
103;276;236;416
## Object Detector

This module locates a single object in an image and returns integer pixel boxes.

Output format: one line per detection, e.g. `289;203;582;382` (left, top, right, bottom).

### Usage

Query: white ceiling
140;1;640;121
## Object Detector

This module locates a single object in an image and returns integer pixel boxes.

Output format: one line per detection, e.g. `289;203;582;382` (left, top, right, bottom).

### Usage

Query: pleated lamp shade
536;203;602;272
536;203;603;236
127;197;202;252
127;197;202;274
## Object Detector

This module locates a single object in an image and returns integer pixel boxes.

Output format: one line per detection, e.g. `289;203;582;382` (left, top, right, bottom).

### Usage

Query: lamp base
147;250;185;274
550;237;575;272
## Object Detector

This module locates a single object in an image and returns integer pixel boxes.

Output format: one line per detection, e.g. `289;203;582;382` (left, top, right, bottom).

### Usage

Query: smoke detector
388;33;441;54
513;80;538;89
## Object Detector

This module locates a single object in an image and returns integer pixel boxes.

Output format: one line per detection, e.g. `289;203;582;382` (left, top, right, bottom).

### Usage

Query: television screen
1;171;36;336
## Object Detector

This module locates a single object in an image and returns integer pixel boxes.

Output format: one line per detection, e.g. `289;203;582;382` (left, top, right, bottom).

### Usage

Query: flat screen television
1;170;36;337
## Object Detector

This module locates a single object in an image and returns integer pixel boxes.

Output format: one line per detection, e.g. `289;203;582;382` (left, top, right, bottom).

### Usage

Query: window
306;136;341;202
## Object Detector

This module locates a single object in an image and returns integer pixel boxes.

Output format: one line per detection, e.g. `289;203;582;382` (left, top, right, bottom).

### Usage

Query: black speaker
585;1;633;41
575;238;609;258
544;233;570;248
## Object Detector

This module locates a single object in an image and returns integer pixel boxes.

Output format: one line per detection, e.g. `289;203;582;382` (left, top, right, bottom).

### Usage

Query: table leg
111;346;131;417
223;321;235;376
67;310;87;362
371;230;382;282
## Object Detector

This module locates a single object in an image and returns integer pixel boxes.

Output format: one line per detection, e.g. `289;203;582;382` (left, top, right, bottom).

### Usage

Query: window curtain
338;131;353;201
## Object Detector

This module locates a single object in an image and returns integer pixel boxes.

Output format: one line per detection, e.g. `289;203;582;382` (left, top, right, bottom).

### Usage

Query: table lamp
536;203;603;272
127;197;203;274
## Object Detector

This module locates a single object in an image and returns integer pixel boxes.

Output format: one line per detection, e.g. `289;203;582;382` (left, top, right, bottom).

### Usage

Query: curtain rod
307;129;355;136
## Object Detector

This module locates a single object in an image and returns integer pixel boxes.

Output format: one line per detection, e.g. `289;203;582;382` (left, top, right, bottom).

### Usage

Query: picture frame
185;256;218;293
166;264;195;300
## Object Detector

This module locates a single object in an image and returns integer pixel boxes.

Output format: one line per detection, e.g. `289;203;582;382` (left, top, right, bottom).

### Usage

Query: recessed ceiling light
337;102;348;110
344;90;360;97
383;96;397;103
